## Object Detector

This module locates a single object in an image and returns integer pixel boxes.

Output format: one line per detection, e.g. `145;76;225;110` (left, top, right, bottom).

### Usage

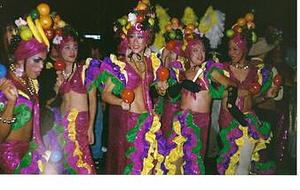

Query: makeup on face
228;40;244;63
25;51;47;79
61;40;78;63
190;43;206;66
128;32;147;54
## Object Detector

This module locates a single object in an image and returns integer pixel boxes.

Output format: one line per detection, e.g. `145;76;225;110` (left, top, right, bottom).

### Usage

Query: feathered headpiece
198;6;225;49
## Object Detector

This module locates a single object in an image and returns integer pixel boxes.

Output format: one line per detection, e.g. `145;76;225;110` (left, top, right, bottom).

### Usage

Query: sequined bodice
59;63;87;95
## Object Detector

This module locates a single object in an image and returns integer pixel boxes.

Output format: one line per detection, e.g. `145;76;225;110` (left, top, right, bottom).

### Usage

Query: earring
15;65;24;78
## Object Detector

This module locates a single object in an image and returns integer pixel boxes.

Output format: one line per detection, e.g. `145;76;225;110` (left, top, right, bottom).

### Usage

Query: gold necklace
9;64;35;95
19;77;36;95
231;62;249;70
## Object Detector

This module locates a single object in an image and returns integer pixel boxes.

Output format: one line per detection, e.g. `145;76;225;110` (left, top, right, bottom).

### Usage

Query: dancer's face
25;51;46;79
6;25;17;45
60;39;78;64
228;40;244;63
189;43;205;66
128;32;147;54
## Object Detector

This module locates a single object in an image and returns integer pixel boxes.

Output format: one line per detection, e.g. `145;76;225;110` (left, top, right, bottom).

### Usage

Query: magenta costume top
99;54;166;174
0;73;46;174
181;60;228;100
59;64;87;95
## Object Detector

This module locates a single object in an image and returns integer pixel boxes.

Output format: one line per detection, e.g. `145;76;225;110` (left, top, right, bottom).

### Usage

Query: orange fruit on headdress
137;2;147;11
37;3;50;16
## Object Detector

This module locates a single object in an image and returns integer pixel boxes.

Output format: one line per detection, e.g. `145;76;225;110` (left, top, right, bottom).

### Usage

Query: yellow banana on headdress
26;15;43;43
35;19;50;47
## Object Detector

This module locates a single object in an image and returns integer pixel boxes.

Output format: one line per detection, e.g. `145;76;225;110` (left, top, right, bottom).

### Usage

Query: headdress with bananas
12;3;65;60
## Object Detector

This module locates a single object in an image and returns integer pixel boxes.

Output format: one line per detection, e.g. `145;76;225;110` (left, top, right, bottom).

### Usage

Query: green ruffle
14;141;38;174
216;119;239;164
260;71;273;93
207;67;226;99
217;113;271;165
254;160;276;171
168;78;181;102
247;115;271;137
0;102;31;131
124;112;150;174
155;97;164;115
96;70;125;96
186;110;205;174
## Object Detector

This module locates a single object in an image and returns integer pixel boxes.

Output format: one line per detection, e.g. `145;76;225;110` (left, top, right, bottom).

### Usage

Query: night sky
0;0;296;57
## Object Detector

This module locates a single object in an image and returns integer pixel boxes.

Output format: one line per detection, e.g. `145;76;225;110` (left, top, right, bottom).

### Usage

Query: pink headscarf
14;38;47;61
184;38;204;59
127;23;152;45
231;32;248;53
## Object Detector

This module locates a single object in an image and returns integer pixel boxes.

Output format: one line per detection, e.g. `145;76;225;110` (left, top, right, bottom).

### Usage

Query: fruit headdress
225;11;257;52
113;0;159;54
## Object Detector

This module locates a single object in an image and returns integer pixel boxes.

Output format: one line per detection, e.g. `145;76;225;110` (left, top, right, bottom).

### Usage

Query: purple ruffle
100;57;126;85
85;58;101;91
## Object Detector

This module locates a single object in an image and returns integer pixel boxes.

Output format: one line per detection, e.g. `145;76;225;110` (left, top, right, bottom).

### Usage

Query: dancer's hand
238;89;250;98
266;86;279;98
121;101;130;110
156;80;169;96
88;127;94;145
0;78;17;104
54;71;64;94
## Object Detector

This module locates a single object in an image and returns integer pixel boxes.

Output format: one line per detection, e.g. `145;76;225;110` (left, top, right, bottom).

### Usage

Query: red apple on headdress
55;28;62;36
121;89;135;103
54;60;66;71
44;28;54;39
136;15;145;23
158;67;169;81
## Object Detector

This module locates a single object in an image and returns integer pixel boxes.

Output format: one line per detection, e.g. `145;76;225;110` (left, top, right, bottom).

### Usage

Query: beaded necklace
9;64;36;96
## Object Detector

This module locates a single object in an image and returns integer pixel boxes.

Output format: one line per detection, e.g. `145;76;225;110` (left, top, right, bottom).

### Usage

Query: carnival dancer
217;13;274;175
164;36;236;175
52;22;99;174
156;18;186;139
99;0;166;174
0;3;56;173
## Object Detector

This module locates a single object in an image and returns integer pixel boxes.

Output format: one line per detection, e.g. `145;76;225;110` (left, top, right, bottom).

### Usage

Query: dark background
0;0;297;57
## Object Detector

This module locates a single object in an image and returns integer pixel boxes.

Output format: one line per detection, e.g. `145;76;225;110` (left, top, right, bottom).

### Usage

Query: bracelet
0;114;17;125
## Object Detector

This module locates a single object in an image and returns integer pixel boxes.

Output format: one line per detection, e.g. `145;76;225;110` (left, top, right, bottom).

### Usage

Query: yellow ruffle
141;114;164;175
110;54;128;83
256;63;264;85
150;53;161;81
81;58;92;83
67;109;92;174
164;120;187;175
224;124;272;175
